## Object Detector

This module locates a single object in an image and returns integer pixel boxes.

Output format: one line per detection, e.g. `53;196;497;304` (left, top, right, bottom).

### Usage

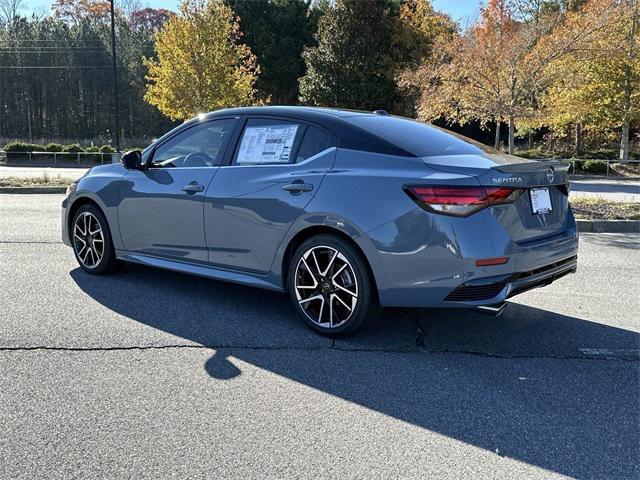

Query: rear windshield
344;115;496;157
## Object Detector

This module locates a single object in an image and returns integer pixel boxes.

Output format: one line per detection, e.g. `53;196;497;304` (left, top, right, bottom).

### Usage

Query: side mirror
121;150;143;170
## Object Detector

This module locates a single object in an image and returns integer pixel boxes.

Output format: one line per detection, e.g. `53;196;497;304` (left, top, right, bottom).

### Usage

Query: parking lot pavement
1;194;638;479
569;178;640;202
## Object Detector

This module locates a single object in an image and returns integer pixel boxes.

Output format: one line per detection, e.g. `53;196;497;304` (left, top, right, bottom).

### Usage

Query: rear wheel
71;204;119;275
288;235;377;336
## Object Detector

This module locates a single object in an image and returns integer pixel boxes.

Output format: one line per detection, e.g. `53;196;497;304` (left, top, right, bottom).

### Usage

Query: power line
0;50;111;54
0;65;115;69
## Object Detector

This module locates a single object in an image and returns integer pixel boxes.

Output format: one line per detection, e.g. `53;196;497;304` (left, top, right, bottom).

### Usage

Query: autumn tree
393;0;457;116
298;0;397;111
144;0;260;120
538;0;639;160
411;0;616;154
53;0;112;23
130;7;174;31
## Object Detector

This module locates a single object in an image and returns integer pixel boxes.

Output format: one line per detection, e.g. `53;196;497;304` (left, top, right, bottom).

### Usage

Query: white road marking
579;348;640;357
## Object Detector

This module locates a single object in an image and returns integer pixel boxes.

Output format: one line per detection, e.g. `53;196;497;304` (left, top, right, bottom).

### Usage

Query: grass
0;172;75;187
571;197;640;220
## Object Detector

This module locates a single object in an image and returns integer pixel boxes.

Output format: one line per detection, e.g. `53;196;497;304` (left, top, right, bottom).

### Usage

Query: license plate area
530;187;552;214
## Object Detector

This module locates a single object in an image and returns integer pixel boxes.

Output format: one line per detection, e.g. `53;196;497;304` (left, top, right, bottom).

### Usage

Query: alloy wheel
73;211;105;269
294;245;359;329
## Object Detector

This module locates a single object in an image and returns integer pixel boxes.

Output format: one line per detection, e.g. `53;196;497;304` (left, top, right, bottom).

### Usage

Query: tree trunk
575;122;583;157
619;0;637;162
620;120;630;162
528;131;533;150
508;115;515;155
494;121;501;150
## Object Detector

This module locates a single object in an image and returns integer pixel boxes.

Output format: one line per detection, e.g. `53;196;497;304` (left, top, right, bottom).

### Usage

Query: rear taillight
405;185;524;217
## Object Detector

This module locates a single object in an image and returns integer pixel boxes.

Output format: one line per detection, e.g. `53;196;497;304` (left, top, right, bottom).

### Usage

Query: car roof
204;105;371;120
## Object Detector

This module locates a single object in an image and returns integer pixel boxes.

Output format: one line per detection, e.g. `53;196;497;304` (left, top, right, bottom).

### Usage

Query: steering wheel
183;152;213;167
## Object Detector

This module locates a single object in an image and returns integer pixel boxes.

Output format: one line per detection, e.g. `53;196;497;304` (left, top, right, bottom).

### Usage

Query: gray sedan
62;107;578;335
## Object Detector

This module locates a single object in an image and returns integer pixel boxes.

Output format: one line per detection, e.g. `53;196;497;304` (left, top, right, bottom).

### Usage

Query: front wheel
71;204;119;275
288;235;378;336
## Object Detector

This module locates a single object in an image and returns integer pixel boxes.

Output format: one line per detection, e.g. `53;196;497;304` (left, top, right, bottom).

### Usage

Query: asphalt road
1;194;638;479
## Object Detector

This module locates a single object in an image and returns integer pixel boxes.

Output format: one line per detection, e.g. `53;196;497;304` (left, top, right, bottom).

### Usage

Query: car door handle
182;182;205;194
282;181;313;193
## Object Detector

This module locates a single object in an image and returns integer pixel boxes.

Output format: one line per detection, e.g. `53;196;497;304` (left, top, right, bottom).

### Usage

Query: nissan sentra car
62;106;578;335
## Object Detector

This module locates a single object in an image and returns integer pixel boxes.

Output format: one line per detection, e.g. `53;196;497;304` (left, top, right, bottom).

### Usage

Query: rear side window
234;118;303;165
296;126;333;163
344;116;492;157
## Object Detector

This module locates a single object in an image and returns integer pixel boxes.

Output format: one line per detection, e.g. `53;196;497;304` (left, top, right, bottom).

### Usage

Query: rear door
204;116;336;273
118;118;237;262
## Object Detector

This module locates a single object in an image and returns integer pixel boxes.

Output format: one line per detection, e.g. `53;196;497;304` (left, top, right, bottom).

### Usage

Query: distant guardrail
537;158;640;176
2;150;121;166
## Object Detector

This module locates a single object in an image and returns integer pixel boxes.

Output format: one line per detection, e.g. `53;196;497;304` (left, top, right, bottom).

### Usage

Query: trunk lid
423;153;571;243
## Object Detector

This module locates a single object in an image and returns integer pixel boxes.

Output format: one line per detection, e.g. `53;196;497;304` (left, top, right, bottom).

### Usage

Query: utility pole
26;96;32;142
109;0;120;152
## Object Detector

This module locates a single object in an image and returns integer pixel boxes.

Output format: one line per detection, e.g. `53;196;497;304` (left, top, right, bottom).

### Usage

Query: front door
118;118;237;263
205;117;336;273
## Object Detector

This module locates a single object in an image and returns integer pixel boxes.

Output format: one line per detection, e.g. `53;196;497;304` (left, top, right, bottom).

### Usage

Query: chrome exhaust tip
475;302;509;316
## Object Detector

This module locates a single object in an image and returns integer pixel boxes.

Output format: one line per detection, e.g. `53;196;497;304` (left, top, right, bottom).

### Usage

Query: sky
25;0;481;22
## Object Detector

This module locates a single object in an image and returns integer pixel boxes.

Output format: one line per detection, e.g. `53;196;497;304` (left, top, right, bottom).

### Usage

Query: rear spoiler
492;159;570;174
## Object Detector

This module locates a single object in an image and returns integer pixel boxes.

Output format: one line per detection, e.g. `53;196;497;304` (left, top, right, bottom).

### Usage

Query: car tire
71;204;120;275
288;234;378;336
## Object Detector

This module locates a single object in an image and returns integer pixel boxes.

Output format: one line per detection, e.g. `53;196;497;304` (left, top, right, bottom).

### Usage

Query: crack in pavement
0;344;637;361
0;240;62;244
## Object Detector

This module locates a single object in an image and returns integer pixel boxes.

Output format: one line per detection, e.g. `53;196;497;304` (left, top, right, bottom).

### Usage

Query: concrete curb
0;186;68;194
577;219;640;233
569;175;640;181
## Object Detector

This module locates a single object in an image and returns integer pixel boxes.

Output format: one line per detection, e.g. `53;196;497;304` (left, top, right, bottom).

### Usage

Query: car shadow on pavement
71;264;640;479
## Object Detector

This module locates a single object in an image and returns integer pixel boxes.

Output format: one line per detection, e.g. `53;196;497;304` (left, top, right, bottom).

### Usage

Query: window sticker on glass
236;124;299;164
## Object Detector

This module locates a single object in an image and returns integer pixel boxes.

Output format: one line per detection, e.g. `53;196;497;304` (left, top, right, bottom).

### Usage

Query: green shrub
44;143;64;152
99;144;116;154
62;143;84;153
582;160;608;174
571;160;585;171
84;145;100;152
4;141;41;152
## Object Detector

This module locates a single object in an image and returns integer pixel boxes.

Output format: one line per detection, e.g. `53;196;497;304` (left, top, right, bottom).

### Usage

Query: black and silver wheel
288;235;377;336
71;204;119;275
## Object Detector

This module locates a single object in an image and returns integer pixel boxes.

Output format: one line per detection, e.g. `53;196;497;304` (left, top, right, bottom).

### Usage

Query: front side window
152;119;234;168
234;119;303;165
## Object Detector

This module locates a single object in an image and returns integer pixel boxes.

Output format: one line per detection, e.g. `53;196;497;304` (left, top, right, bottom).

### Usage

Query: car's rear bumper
361;206;579;308
440;254;577;309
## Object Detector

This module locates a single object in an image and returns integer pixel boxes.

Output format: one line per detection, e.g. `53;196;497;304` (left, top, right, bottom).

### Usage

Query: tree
53;0;112;23
0;0;26;25
298;0;397;111
224;0;318;104
143;0;260;120
409;0;617;154
393;0;457;116
538;0;639;160
130;7;174;31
